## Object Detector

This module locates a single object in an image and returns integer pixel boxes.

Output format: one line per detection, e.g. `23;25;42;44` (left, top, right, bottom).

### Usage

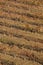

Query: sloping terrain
0;0;43;65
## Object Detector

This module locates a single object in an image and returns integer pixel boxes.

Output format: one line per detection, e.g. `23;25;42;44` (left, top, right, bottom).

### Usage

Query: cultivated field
0;0;43;65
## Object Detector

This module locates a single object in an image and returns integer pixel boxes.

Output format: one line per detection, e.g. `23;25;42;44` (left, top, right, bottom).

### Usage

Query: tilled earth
0;0;43;65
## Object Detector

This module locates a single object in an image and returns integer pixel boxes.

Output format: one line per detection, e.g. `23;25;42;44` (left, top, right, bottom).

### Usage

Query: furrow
0;53;42;65
0;25;43;43
0;43;43;64
0;4;43;19
0;0;43;65
0;34;43;52
0;10;43;26
0;0;43;17
0;18;43;34
1;0;43;6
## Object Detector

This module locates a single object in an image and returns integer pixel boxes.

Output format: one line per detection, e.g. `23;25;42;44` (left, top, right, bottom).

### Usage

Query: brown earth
0;0;43;65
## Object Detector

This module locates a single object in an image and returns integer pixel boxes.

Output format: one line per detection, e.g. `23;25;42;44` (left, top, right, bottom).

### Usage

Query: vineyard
0;0;43;65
